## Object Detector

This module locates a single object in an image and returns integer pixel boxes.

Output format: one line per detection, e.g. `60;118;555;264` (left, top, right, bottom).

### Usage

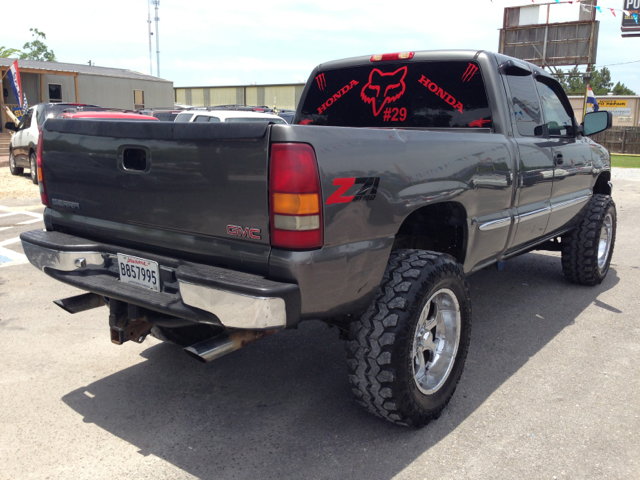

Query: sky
1;0;639;92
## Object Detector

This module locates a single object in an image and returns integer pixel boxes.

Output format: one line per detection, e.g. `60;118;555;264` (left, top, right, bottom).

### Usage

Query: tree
612;81;636;95
0;46;22;58
19;28;56;62
554;66;636;95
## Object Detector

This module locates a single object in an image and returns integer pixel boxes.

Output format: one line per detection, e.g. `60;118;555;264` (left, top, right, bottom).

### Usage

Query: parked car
174;109;287;124
20;50;615;427
274;109;296;124
5;103;99;184
138;108;183;122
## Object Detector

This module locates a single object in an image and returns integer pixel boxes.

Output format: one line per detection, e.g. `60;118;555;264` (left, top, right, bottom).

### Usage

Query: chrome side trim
478;217;511;231
515;207;550;223
550;195;590;213
22;241;104;272
178;280;286;329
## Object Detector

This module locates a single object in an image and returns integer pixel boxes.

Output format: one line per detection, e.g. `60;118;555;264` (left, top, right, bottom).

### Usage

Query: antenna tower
153;0;160;77
147;0;153;75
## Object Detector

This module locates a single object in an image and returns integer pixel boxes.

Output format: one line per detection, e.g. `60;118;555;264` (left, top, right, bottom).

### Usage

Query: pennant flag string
525;0;640;24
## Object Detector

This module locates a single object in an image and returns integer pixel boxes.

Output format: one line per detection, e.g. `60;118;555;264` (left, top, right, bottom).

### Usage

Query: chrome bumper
21;231;299;330
178;281;286;329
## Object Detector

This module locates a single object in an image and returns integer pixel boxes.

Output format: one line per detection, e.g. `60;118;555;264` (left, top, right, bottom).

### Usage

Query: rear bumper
20;230;300;330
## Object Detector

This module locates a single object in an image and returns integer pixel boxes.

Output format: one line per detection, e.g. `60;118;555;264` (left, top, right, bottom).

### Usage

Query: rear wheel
346;249;472;427
561;194;616;286
9;151;23;175
30;152;38;185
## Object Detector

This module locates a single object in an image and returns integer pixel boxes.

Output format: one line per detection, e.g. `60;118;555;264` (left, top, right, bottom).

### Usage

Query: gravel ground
611;166;640;182
0;164;39;201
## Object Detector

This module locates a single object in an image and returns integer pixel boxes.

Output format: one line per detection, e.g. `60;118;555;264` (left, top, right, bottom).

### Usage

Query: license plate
117;254;160;292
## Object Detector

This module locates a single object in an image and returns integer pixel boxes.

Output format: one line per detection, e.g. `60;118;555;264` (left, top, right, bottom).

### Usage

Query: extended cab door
535;76;593;234
502;67;554;250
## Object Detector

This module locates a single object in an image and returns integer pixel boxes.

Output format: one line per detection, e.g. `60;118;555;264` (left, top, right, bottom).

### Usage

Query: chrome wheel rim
597;213;613;269
412;288;461;395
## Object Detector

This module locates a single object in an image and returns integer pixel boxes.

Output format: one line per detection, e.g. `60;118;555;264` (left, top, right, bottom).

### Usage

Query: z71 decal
326;177;381;204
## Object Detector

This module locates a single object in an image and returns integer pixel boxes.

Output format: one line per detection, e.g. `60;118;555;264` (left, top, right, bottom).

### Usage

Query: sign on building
622;0;640;37
598;99;632;116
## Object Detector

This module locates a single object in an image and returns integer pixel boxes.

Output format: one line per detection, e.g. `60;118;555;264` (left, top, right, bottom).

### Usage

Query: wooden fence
589;127;640;155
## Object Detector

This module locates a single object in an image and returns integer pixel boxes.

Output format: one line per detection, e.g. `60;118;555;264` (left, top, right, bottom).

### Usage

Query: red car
59;111;159;121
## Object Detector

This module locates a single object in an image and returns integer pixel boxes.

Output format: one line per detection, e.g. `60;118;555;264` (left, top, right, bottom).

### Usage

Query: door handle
554;152;563;166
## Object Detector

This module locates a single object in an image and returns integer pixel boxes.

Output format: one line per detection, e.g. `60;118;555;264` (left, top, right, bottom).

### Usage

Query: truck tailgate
42;119;272;273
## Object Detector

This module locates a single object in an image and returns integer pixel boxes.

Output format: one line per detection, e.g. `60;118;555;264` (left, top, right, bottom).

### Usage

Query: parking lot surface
1;181;638;480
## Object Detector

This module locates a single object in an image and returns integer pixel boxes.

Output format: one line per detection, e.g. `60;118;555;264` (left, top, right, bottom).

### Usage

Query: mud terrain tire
562;194;616;286
346;249;471;427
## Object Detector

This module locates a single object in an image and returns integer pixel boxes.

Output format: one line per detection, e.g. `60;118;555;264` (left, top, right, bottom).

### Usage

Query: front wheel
30;152;38;185
561;194;616;286
346;249;472;427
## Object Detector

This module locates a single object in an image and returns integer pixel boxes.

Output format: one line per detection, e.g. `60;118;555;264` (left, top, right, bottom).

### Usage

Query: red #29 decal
361;67;407;117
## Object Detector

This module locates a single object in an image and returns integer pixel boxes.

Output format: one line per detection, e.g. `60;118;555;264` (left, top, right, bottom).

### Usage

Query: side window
505;75;543;137
536;79;574;137
36;105;46;125
21;109;33;129
208;116;221;123
194;115;210;123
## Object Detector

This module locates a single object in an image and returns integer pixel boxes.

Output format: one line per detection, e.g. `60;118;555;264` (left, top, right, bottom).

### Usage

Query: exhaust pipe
54;293;105;314
184;329;277;363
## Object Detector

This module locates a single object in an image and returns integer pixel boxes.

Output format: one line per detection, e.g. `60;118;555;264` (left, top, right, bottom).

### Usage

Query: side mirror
4;122;17;132
583;111;613;136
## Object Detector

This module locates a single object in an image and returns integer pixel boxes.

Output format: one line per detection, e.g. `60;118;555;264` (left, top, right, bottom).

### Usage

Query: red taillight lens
36;127;49;207
269;143;323;250
370;52;414;62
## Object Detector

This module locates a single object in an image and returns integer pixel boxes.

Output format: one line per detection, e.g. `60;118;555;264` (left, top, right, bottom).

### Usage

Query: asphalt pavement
0;183;638;480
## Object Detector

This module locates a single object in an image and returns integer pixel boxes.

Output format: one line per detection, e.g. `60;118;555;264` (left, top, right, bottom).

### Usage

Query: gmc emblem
227;225;261;240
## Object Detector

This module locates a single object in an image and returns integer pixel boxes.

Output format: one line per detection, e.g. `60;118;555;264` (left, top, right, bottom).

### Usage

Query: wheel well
391;202;467;264
593;171;612;196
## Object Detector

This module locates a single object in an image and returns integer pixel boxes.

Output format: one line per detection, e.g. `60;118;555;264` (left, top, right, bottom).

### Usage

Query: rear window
153;112;179;121
174;113;194;123
298;61;491;129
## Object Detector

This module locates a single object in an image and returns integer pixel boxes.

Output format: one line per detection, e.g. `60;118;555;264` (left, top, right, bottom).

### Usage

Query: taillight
36;126;49;207
370;52;414;62
269;143;323;250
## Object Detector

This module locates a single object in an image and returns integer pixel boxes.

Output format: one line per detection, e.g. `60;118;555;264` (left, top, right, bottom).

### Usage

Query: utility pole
153;0;160;78
147;0;153;75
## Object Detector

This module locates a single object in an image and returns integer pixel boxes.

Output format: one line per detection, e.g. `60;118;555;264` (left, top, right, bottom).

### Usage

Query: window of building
49;84;62;103
134;90;145;109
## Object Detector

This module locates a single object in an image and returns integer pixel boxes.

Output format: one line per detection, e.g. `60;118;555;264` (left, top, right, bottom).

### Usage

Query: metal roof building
175;83;306;111
1;58;174;131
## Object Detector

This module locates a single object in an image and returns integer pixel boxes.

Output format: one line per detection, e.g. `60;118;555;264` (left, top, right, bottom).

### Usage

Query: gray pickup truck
20;50;616;427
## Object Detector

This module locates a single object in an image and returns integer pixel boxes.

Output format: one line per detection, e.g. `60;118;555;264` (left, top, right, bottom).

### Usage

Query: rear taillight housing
269;143;323;250
36;126;49;207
